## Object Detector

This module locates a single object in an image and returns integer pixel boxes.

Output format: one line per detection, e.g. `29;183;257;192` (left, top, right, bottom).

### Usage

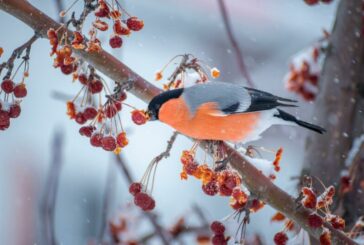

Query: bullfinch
147;82;325;143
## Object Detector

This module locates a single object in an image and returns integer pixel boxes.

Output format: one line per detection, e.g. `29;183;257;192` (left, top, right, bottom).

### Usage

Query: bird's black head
147;88;184;120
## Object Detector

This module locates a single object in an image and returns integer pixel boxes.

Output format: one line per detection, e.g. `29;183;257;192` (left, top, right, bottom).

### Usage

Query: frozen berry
308;213;323;228
83;107;98;120
109;35;123;48
13;83;27;98
0;110;10;130
113;20;131;35
75;112;87;124
9;104;21;118
126;17;144;31
89;80;103;94
273;232;288;245
1;79;15;93
104;105;117;118
202;181;219;196
129;182;142;196
211;234;227;245
60;64;74;75
134;192;155;211
210;221;225;235
101;136;116;151
90;133;103;147
79;126;95;137
78;73;88;85
185;162;198;175
219;184;233;196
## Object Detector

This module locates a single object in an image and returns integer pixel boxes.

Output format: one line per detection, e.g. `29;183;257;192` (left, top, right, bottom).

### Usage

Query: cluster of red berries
92;0;144;49
129;182;155;211
180;150;252;212
0;78;28;131
210;221;229;245
155;54;220;90
304;0;333;5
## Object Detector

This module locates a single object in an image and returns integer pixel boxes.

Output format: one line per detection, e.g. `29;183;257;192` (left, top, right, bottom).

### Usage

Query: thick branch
0;0;356;243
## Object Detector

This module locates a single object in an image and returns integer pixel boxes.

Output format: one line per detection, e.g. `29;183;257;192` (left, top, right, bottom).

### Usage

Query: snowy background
0;0;338;244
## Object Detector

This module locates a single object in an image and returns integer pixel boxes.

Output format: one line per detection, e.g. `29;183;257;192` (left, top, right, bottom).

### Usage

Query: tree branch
0;0;356;243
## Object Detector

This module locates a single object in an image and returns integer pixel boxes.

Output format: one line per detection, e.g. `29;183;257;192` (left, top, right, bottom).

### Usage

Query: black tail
274;109;326;134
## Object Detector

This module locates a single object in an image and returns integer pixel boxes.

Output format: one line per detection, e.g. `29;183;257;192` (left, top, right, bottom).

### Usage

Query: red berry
118;91;127;101
308;213;323;228
104;105;117;118
75;112;87;124
89;80;103;94
131;110;148;125
78;73;88;85
94;3;110;18
79;126;95;137
13;83;27;98
109;35;123;48
129;182;142;196
0;110;10;130
273;232;288;245
185;162;198;175
1;79;15;93
202;181;219;196
134;192;155;211
113;20;131;35
219;184;233;196
115;101;122;111
60;64;74;75
211;234;227;245
90;133;103;147
126;17;144;31
304;0;319;5
210;221;225;235
83;107;98;120
116;132;128;147
101;136;116;151
9;104;21;118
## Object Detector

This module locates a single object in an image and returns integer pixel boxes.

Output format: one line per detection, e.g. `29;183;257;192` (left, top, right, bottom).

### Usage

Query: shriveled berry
1;79;15;93
273;232;288;245
9;104;21;118
60;64;74;75
320;228;331;245
202;181;219;196
94;2;110;18
129;182;142;196
89;80;103;94
83;107;98;120
185;162;198;175
211;234;227;245
79;126;95;137
126;17;144;31
210;221;225;235
14;84;27;98
308;213;323;228
109;35;123;48
114;20;131;35
134;192;155;211
90;133;103;147
75;112;87;124
219;184;233;196
101;136;117;151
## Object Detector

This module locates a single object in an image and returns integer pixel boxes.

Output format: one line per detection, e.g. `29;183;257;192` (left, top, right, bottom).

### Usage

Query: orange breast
159;97;260;142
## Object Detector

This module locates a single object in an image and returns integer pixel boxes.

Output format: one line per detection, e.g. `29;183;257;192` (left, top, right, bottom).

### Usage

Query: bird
146;82;325;143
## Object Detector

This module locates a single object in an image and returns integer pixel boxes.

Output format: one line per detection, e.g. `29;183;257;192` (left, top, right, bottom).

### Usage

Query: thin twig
54;0;65;23
40;129;64;245
98;162;117;242
217;0;254;88
0;33;39;79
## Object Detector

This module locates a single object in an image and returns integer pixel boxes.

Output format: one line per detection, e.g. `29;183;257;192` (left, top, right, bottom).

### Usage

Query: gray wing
182;82;297;115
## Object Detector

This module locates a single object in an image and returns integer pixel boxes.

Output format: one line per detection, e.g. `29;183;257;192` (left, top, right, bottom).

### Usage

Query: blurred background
0;0;338;244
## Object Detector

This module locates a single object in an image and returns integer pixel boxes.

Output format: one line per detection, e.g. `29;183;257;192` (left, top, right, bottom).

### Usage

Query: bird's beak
146;110;157;121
